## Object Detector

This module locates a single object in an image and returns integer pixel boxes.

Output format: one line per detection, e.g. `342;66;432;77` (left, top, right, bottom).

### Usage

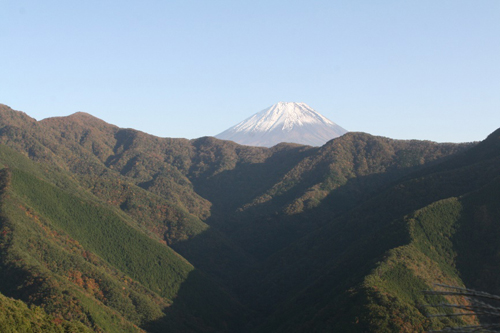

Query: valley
0;103;499;332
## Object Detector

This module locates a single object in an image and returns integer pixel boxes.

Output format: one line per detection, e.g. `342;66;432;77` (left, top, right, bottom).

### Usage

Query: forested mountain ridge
0;103;498;332
242;129;500;332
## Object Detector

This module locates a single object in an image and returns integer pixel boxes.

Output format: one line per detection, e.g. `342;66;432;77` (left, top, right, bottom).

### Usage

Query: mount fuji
215;102;348;147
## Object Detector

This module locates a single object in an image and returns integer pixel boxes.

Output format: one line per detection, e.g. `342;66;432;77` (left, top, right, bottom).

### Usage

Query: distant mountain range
0;102;499;332
215;102;348;147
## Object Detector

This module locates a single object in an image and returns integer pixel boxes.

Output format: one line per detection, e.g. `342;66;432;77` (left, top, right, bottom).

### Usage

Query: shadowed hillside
1;103;499;332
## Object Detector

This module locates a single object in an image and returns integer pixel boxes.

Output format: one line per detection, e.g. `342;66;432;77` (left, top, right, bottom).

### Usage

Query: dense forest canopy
0;103;499;332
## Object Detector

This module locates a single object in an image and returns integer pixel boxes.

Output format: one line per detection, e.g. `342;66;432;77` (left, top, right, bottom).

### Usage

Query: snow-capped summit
215;102;348;147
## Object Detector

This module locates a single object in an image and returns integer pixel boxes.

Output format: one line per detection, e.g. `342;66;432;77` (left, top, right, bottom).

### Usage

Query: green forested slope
1;103;500;332
0;292;92;333
10;168;193;300
241;129;500;332
0;145;245;332
203;132;471;262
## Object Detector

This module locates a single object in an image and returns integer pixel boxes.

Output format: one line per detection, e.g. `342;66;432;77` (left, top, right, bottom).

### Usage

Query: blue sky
1;1;499;143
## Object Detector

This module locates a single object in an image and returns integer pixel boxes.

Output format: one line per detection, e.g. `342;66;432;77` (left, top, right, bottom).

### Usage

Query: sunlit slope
0;146;246;332
10;168;193;300
0;170;150;332
0;292;92;333
0;105;212;246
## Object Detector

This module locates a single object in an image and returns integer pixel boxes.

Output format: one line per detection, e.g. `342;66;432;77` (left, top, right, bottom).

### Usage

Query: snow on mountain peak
216;102;348;147
232;102;335;133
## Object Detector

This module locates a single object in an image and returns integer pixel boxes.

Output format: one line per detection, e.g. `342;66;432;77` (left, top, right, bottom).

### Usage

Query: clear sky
1;1;499;143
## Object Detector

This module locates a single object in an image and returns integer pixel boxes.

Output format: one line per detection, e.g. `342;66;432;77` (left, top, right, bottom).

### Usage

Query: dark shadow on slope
230;160;500;332
248;148;500;301
191;155;464;263
170;226;258;286
453;177;500;295
186;137;476;265
165;144;488;311
186;160;408;262
142;268;254;333
104;129;141;169
157;155;484;331
244;216;413;332
151;138;496;331
190;144;316;216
